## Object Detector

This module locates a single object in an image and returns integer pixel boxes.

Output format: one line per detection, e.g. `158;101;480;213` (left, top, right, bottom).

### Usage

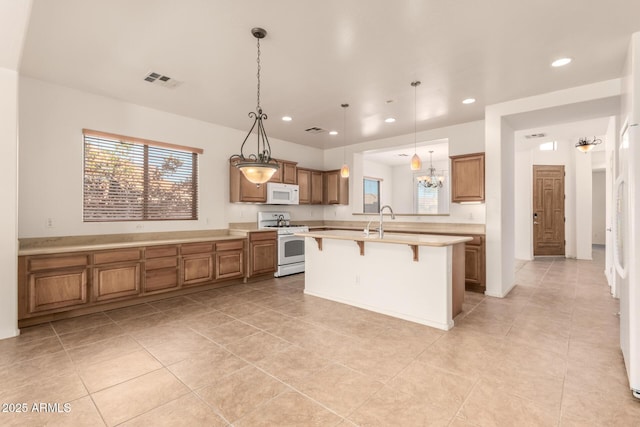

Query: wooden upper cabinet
229;159;267;203
297;169;311;204
450;152;485;203
323;170;349;205
297;168;324;205
268;159;297;184
311;171;324;204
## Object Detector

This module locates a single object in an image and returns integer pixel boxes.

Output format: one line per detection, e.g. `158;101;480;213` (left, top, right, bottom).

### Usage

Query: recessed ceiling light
551;57;572;67
462;98;476;104
385;117;396;123
282;116;292;121
329;131;338;136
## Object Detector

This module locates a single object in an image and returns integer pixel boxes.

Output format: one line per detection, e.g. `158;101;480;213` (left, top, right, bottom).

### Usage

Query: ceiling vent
305;127;326;134
143;72;182;89
397;153;409;157
524;132;546;139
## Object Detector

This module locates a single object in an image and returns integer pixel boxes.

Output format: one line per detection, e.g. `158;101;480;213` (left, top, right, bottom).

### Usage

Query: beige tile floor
1;246;639;426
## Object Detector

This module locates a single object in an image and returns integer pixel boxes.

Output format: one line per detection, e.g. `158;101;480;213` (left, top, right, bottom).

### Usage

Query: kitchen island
296;230;472;330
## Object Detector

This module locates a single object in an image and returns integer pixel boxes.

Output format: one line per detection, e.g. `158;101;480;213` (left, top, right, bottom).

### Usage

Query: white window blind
83;130;201;222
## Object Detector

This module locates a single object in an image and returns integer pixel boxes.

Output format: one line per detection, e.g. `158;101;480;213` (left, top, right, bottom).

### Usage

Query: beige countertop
296;229;473;247
19;230;253;256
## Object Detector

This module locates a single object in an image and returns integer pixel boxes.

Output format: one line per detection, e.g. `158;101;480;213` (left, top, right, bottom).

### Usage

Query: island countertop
295;229;473;247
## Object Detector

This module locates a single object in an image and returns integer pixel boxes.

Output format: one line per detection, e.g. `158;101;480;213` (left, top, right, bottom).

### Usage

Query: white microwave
266;183;299;205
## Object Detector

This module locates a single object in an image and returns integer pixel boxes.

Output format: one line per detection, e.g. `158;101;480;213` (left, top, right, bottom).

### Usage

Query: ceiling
364;140;449;167
20;0;640;150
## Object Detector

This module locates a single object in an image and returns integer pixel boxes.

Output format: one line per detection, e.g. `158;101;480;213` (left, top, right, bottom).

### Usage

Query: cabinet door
464;245;482;284
268;161;284;183
282;162;297;184
297;169;311;204
250;241;277;276
324;171;339;204
182;254;214;285
28;268;88;313
450;152;485;203
215;250;244;280
94;263;141;301
311;171;324;204
323;170;348;205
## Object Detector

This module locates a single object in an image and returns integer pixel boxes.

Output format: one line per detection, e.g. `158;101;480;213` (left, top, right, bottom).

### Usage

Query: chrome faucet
378;205;395;238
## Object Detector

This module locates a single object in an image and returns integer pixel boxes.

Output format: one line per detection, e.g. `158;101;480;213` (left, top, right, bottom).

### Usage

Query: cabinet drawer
146;245;178;259
94;249;142;265
28;254;89;272
250;231;277;242
145;257;178;270
216;240;244;251
181;242;214;255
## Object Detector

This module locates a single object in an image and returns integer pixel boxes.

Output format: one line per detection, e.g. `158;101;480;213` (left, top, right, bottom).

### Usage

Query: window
539;141;557;151
415;183;439;214
83;129;202;222
363;177;381;213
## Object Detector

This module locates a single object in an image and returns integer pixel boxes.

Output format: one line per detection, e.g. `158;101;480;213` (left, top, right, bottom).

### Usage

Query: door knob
533;221;539;225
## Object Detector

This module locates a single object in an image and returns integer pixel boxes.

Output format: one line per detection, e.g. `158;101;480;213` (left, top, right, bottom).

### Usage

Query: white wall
18;77;326;238
326;120;486;224
1;0;32;340
592;170;606;245
0;68;20;339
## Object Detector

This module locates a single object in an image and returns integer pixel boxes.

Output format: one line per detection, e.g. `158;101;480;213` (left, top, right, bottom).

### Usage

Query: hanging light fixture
340;103;350;178
410;81;422;170
230;27;279;185
575;136;602;153
417;150;444;189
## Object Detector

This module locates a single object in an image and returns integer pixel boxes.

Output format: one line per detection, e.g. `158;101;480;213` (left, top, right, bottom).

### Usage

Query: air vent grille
143;72;182;89
305;127;326;134
525;133;546;139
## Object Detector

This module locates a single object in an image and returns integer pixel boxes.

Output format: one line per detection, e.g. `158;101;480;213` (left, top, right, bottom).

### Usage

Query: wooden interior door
533;165;565;256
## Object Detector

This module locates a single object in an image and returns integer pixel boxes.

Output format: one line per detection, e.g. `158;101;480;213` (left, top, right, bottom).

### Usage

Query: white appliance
266;183;299;205
617;121;640;399
257;211;309;277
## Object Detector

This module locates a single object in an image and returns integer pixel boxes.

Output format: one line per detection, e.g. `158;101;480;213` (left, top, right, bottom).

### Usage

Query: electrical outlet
136;224;144;229
355;274;360;285
46;218;54;228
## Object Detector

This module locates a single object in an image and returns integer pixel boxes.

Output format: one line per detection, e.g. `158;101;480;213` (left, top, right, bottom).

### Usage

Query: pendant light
230;27;279;186
340;103;350;178
410;81;422;170
575;136;602;153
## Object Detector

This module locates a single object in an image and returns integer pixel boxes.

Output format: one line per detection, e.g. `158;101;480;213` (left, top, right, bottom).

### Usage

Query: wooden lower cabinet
182;254;214;286
144;245;180;294
19;237;259;324
93;262;141;301
248;231;277;277
215;240;244;280
28;268;88;313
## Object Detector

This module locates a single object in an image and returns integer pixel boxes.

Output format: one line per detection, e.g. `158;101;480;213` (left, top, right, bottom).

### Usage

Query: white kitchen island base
299;231;470;331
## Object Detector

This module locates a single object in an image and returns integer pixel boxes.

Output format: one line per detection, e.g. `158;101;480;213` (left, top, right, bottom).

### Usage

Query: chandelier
417;151;444;188
575;136;602;153
230;27;279;185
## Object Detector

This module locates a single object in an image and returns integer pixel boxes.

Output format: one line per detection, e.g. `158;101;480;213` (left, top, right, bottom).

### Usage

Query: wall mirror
358;139;450;215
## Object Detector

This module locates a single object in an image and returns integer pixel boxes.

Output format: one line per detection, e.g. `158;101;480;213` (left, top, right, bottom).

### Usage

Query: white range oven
257;212;309;277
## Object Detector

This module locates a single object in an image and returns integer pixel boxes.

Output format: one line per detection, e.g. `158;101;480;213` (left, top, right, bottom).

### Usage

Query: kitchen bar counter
298;230;470;330
296;229;471;248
